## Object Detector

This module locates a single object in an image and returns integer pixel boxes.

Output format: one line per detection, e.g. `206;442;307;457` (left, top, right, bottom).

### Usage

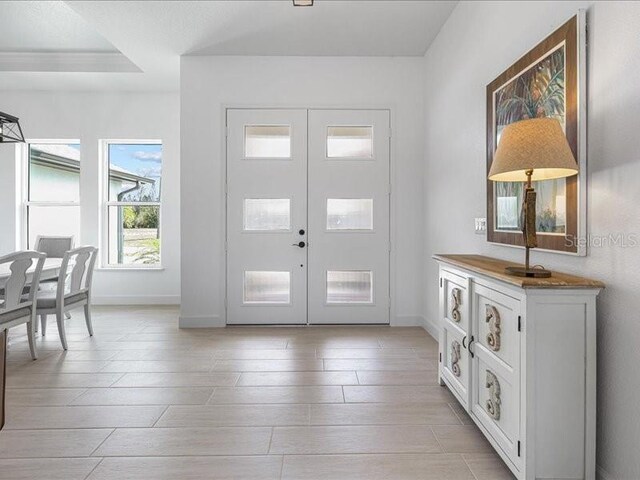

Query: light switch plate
475;217;487;234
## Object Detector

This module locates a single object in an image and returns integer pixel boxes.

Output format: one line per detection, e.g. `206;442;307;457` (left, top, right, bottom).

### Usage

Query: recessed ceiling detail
0;1;119;53
0;52;141;73
0;1;140;75
0;0;458;91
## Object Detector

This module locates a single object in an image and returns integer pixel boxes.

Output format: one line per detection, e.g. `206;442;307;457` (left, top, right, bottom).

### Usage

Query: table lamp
488;118;578;278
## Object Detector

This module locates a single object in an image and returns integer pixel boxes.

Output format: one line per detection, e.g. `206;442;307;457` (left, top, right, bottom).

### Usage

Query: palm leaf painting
494;47;567;233
496;48;565;129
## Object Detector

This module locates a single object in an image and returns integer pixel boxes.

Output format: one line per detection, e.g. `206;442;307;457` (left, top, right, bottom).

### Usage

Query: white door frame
222;104;398;325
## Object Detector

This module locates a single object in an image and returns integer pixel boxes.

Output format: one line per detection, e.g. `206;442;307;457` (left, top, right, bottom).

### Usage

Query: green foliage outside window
122;205;159;229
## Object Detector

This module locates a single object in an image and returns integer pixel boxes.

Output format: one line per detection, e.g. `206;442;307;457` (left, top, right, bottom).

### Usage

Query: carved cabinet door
439;270;472;408
470;283;523;469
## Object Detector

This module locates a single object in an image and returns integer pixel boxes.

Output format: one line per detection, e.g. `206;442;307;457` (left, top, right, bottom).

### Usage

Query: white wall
180;56;425;327
0;92;180;304
422;2;640;478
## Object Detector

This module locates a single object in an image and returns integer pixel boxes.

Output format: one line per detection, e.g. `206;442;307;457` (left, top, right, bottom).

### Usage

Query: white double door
226;108;390;325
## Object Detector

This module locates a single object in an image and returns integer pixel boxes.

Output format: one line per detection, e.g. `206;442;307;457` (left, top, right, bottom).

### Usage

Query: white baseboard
179;314;426;328
392;315;424;327
92;295;180;306
596;464;613;480
421;316;440;341
179;314;224;328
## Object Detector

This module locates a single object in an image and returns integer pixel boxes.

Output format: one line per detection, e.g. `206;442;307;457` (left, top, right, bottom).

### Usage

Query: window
24;142;81;248
102;141;163;267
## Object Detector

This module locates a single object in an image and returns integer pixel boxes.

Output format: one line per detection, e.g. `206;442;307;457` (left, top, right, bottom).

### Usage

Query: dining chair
34;235;75;261
36;246;98;350
0;251;46;360
33;235;76;325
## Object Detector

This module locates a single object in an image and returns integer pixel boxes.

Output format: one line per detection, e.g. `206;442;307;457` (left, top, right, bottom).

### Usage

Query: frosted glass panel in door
326;198;373;230
327;126;373;158
244;271;291;304
244;199;291;231
245;126;291;158
326;270;373;304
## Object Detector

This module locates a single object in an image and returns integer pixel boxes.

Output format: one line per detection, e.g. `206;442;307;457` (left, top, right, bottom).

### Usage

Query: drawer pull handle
486;370;502;421
485;305;502;352
451;288;462;322
468;335;475;358
451;340;461;377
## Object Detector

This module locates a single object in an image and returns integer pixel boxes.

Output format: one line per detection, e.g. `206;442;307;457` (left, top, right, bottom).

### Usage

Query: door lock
292;241;306;248
299;229;305;235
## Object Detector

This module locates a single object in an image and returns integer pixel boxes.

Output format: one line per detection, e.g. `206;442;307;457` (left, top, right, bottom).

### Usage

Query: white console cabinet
434;255;603;480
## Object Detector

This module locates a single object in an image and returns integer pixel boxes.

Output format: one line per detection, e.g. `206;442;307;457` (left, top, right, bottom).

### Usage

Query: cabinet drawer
473;283;521;370
441;324;470;408
472;356;521;468
442;270;468;333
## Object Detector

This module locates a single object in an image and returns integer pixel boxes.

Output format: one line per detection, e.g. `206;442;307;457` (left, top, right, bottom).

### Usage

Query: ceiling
0;1;116;53
0;0;457;92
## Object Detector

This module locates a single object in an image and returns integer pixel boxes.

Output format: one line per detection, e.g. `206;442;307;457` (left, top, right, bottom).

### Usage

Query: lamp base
505;266;552;278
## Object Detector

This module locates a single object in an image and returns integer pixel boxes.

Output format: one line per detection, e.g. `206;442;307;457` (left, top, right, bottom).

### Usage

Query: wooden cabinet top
433;254;605;290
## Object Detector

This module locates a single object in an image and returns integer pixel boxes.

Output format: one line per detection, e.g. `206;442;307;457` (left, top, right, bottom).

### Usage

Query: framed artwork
486;12;587;255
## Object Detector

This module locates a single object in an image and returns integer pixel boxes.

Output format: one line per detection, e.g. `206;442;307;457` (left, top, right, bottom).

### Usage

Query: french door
226;109;308;325
226;108;390;325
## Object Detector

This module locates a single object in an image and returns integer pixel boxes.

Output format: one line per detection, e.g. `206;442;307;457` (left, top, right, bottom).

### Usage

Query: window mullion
26;201;80;207
106;202;160;207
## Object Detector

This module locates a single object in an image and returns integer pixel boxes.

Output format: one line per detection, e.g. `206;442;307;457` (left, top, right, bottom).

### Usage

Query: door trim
223;105;395;326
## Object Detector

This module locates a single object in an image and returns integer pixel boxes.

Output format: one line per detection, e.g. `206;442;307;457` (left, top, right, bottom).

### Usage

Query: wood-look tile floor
2;306;515;480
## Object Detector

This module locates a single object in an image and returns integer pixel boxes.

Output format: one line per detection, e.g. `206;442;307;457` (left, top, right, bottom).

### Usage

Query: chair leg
34;317;38;333
27;320;37;360
40;315;47;337
83;304;94;337
55;309;68;351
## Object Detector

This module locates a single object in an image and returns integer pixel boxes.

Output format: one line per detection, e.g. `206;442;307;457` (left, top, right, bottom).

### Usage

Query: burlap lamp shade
489;117;578;182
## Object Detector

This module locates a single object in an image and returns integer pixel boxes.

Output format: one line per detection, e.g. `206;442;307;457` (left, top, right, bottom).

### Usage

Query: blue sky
108;144;163;180
109;143;163;201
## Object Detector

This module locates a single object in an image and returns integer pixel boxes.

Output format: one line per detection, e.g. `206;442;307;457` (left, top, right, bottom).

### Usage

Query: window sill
96;266;165;272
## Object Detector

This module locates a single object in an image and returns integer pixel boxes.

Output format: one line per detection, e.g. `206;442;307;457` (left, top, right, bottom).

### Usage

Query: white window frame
19;139;82;249
99;139;163;270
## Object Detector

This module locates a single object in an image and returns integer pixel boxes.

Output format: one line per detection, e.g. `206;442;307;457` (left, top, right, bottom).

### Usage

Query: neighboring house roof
30;144;155;184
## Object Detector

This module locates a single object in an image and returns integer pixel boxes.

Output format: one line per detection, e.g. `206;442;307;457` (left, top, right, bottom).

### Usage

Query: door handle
292;241;306;248
468;335;475;358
